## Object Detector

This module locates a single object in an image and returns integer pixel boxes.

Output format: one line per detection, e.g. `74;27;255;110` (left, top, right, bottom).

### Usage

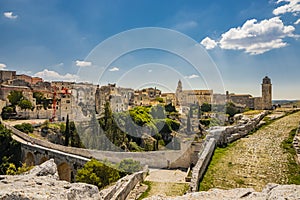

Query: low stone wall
189;111;268;192
100;166;148;200
293;123;300;164
189;138;216;192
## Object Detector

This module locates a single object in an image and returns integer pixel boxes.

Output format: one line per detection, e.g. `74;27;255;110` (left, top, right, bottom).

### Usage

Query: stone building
16;74;43;85
95;84;134;114
0;70;16;83
227;76;272;110
134;87;162;106
175;80;213;106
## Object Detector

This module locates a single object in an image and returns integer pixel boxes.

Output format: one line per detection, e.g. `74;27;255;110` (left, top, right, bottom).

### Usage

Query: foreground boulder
145;183;300;200
0;159;100;200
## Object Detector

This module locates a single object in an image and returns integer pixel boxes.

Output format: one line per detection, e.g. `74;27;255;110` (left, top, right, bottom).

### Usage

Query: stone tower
262;76;272;110
176;80;183;105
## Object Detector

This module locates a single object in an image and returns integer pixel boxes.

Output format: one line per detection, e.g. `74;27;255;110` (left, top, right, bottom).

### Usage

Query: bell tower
176;80;183;106
262;76;272;110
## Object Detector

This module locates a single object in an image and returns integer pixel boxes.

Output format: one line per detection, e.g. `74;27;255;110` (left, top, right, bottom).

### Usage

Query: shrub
14;123;34;134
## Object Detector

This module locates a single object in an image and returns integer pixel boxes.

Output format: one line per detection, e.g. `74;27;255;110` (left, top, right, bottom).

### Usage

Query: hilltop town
0;69;273;123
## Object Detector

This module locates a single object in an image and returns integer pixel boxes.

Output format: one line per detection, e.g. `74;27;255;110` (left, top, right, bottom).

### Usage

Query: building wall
0;70;16;83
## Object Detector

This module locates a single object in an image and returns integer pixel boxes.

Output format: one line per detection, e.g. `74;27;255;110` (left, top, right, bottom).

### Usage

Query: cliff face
0;159;100;200
145;183;300;200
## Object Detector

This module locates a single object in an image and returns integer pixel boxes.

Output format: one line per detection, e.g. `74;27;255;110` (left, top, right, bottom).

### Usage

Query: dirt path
141;169;189;198
201;111;300;191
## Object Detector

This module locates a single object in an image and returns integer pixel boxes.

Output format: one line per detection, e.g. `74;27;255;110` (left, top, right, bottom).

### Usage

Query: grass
138;181;152;200
199;142;237;191
281;128;300;184
243;110;263;116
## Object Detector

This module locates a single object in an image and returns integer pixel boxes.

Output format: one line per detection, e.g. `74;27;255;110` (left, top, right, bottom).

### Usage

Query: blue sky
0;0;300;99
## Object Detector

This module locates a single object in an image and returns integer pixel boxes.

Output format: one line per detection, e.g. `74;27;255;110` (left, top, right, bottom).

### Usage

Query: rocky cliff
0;159;100;200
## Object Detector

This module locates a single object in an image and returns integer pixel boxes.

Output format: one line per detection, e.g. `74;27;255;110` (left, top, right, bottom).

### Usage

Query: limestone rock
144;184;300;200
25;158;59;179
0;159;100;200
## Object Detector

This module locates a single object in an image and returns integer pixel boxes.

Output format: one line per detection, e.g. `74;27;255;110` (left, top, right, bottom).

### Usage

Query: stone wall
189;138;216;192
293;122;300;164
189;111;268;192
99;166;148;200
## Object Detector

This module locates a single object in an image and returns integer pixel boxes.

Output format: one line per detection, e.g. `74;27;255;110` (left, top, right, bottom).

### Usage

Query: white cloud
148;69;152;73
0;63;7;70
75;60;92;67
218;17;296;54
174;20;198;31
3;12;18;19
109;67;119;72
273;0;300;15
200;37;218;49
34;69;78;81
185;74;199;79
295;18;300;24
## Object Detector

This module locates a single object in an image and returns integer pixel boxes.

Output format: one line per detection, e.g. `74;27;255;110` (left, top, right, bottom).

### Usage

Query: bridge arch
57;162;72;182
24;152;35;166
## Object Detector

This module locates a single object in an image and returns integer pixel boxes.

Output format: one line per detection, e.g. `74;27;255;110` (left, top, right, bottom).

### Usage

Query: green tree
165;103;176;113
0;124;21;174
7;91;23;106
187;114;191;133
18;99;33;118
70;121;84;148
1;106;16;120
197;103;201;119
150;105;165;119
76;158;120;189
226;102;238;118
18;99;33;111
117;159;142;175
201;103;212;113
33;92;44;104
64;114;70;146
14;123;34;134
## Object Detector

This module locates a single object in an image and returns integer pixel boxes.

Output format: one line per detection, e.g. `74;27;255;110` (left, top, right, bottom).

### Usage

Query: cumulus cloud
109;67;119;72
185;74;199;79
75;60;92;67
34;69;78;81
3;12;18;19
218;17;296;54
295;18;300;24
0;63;7;70
273;0;300;15
200;37;218;49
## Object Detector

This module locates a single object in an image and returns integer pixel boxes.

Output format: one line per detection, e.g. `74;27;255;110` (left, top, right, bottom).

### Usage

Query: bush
14;123;34;134
76;158;120;189
0;124;21;174
117;159;142;175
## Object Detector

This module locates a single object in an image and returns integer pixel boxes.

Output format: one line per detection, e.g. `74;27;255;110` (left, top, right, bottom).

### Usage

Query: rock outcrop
0;159;100;200
145;183;300;200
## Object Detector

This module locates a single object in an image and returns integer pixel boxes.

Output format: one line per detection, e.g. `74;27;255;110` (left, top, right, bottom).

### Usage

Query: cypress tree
64;114;70;146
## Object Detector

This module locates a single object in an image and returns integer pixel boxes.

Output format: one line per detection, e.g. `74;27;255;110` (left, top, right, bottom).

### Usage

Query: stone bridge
4;123;90;182
3;121;199;182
